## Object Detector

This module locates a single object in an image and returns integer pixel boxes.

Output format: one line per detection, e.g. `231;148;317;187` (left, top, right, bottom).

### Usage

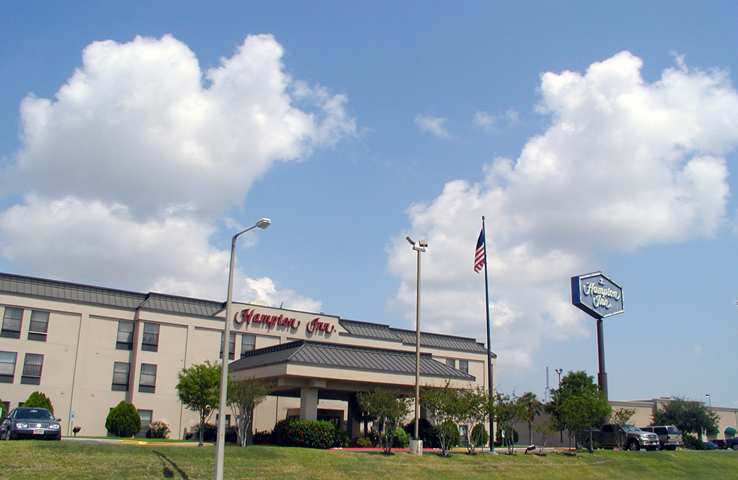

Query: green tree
357;389;411;455
176;361;220;446
611;408;636;426
421;383;464;456
105;401;141;437
547;371;611;450
493;393;524;454
23;391;54;415
653;398;719;441
516;392;543;444
228;377;269;447
456;388;490;455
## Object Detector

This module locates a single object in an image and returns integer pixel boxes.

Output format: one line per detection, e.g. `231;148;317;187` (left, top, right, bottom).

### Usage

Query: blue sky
1;1;737;408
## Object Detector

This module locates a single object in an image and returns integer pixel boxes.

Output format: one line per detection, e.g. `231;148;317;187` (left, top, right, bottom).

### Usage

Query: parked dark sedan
0;407;61;440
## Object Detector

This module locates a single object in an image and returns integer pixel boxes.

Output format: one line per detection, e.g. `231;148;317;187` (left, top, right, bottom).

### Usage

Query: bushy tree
176;361;220;446
456;388;491;454
421;383;464;456
357;389;411;455
516;392;543;445
653;398;719;440
493;393;524;454
105;401;141;437
547;371;610;451
228;377;269;447
24;391;54;415
611;408;635;426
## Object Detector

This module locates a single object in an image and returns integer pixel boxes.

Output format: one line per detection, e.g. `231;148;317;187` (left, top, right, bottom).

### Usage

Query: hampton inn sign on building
0;272;492;439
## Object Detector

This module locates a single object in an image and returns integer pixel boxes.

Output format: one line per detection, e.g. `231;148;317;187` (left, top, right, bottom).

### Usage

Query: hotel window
116;320;134;350
137;409;153;437
111;362;130;391
28;310;49;342
21;353;44;385
0;351;17;383
139;363;157;393
240;334;256;358
458;359;469;374
1;307;22;339
446;358;456;368
220;332;236;360
141;322;160;352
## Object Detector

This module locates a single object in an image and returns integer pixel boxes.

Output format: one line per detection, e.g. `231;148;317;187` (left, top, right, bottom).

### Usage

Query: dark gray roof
140;293;223;317
390;328;489;354
0;272;489;356
0;272;146;309
339;319;401;341
340;319;489;355
231;341;476;380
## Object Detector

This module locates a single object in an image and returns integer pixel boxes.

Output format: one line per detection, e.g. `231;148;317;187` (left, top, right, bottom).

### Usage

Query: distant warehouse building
0;272;493;439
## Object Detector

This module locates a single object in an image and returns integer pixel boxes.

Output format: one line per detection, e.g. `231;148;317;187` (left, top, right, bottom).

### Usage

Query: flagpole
482;215;495;454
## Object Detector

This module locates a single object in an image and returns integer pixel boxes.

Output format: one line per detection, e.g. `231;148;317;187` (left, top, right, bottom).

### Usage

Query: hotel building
0;272;493;439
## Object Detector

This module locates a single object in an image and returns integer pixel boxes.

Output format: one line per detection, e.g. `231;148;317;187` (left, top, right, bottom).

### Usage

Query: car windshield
622;425;641;433
667;426;681;434
15;408;53;420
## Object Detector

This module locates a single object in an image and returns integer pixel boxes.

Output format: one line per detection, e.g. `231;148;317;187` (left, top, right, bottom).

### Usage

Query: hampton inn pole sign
571;272;624;400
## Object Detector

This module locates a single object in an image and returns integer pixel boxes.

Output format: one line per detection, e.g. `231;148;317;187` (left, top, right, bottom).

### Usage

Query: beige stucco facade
0;274;492;440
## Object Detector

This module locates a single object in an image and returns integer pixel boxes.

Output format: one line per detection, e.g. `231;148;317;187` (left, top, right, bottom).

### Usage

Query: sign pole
596;318;608;400
482;216;495;453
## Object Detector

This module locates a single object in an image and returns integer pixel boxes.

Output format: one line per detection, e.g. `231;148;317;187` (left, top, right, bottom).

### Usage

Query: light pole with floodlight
406;236;427;456
214;218;271;480
405;237;428;455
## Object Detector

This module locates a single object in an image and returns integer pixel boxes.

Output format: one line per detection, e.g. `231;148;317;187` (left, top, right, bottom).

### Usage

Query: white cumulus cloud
389;51;738;380
0;34;355;309
414;114;451;139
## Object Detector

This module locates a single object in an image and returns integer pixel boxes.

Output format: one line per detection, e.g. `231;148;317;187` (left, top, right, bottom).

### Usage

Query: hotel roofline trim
0;271;491;355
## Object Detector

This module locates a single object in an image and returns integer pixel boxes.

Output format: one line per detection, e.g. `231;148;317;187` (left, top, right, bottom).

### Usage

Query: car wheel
628;440;640;451
732;444;738;451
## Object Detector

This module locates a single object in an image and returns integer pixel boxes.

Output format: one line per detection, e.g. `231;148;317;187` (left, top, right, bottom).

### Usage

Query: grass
0;441;736;480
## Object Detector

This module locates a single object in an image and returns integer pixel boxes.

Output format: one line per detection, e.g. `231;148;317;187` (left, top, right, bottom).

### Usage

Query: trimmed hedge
404;418;440;448
105;401;141;437
23;391;54;415
271;419;336;449
393;427;409;448
471;423;489;447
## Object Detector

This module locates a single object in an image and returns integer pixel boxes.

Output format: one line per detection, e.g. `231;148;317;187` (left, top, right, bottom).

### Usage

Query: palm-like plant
517;392;543;444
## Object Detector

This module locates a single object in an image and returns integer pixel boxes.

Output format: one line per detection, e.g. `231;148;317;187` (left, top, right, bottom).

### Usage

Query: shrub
393;427;409;448
253;430;272;445
354;437;373;448
334;429;351;448
24;391;54;415
271;419;336;449
439;419;460;449
471;423;489;447
147;420;170;439
105;401;141;437
404;418;440;448
683;434;705;450
271;419;292;445
189;422;238;443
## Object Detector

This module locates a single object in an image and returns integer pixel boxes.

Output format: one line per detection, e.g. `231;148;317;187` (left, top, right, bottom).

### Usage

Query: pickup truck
640;425;683;450
591;424;660;451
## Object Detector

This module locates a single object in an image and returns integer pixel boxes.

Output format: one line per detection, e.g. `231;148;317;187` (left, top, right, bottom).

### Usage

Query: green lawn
0;441;736;480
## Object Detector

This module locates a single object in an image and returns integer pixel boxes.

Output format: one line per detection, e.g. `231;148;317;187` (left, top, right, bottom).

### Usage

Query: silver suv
640;425;683;450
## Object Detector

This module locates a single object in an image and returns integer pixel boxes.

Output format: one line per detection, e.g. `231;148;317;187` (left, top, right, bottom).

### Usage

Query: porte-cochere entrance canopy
229;340;476;437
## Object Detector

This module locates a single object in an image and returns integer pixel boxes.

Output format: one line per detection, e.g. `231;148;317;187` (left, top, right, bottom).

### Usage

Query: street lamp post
554;368;563;442
214;218;271;480
406;236;427;456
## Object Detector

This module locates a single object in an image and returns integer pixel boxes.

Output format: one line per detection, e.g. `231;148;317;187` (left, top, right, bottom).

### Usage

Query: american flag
474;228;486;273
